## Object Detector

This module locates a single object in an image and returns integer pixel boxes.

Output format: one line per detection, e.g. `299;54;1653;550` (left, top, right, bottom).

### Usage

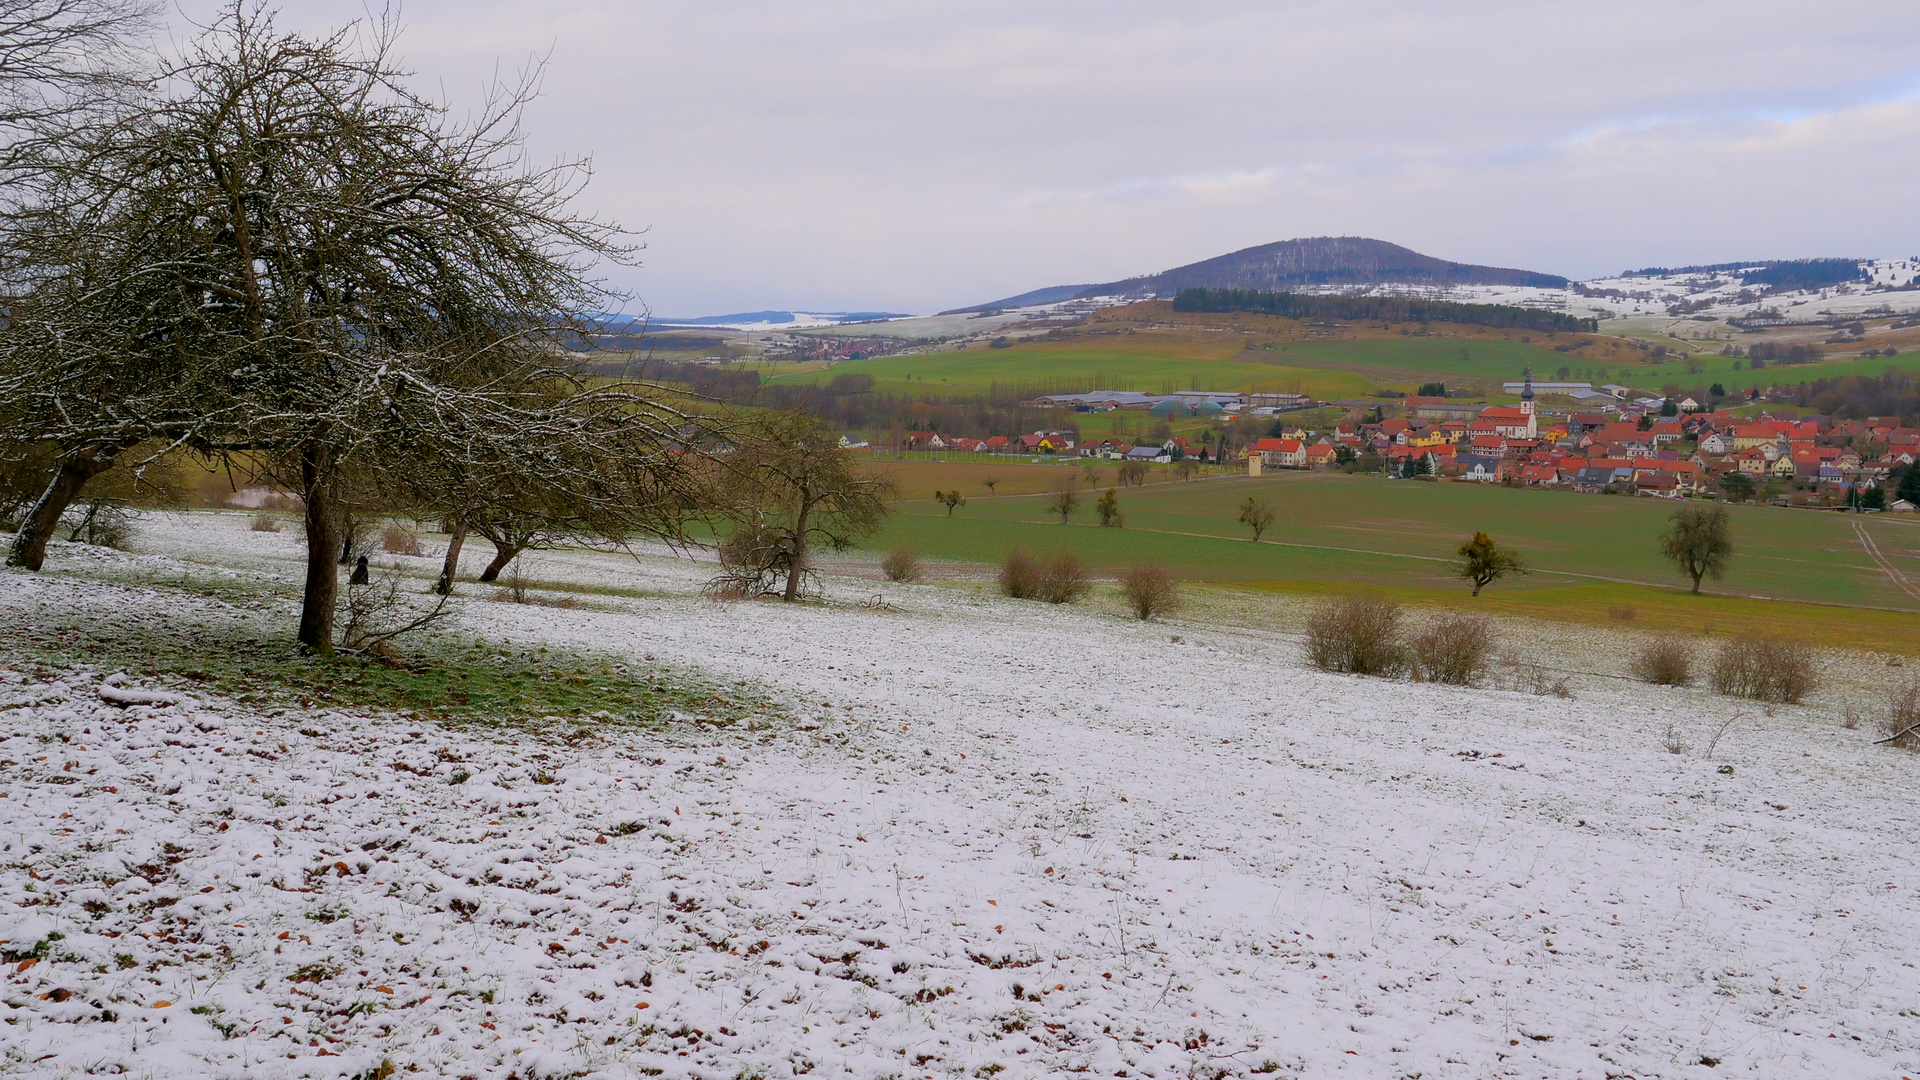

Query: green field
772;328;1920;402
864;471;1920;645
769;335;1377;400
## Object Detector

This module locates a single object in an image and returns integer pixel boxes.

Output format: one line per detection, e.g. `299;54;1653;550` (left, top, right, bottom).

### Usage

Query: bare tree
0;0;156;178
1120;460;1148;487
710;410;894;602
1047;485;1081;524
981;474;999;495
1660;505;1734;594
1238;496;1275;541
0;6;696;652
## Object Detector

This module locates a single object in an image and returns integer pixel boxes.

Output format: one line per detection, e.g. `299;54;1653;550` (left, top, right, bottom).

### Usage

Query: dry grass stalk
1304;595;1405;676
1633;637;1693;686
1412;613;1493;686
1710;637;1817;704
1116;564;1179;621
249;512;282;533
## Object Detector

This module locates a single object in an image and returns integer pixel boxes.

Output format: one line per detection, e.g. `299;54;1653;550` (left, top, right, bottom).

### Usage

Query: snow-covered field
4;513;1920;1079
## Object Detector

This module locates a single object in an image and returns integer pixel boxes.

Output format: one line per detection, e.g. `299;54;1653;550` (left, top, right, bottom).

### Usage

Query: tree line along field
857;464;1920;647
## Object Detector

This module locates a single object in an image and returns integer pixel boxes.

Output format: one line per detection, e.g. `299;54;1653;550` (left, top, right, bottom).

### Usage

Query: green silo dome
1193;400;1224;417
1148;398;1187;418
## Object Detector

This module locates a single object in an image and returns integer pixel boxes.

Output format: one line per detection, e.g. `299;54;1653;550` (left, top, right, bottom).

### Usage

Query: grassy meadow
855;462;1920;649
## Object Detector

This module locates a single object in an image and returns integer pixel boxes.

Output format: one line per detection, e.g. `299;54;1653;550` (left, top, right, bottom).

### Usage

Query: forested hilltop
1172;288;1600;334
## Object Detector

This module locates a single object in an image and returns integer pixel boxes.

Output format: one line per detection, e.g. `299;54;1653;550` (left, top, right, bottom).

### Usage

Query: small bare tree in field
981;475;999;495
1661;505;1734;594
1175;459;1200;481
1456;532;1526;596
709;411;895;602
1238;496;1276;541
1117;564;1179;621
1048;486;1081;524
1121;461;1148;487
1095;488;1122;527
1081;462;1103;487
936;489;966;516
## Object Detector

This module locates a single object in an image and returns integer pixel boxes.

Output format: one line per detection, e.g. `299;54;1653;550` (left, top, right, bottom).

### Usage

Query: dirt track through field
1853;520;1920;602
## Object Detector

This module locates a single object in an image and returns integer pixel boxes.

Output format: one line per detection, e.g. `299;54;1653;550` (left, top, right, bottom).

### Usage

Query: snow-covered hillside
3;514;1919;1079
963;259;1920;330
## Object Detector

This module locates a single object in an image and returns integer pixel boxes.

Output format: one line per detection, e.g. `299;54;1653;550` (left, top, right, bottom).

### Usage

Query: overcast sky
171;2;1920;316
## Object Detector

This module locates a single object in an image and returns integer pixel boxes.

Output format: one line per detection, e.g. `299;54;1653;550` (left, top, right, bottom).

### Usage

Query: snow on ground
4;513;1920;1079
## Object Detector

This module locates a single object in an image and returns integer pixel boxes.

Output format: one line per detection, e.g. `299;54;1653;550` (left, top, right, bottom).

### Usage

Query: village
849;376;1920;508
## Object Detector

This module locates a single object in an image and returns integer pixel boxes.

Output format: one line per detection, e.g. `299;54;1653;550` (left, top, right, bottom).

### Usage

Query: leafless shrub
63;500;133;549
998;547;1091;604
1411;613;1493;686
381;524;424;556
881;545;922;583
1710;637;1817;704
1116;564;1179;621
1304;595;1405;676
1496;650;1572;697
249;512;282;533
1878;681;1920;750
341;560;449;655
1034;551;1091;605
1632;638;1693;686
1607;605;1637;622
998;547;1041;599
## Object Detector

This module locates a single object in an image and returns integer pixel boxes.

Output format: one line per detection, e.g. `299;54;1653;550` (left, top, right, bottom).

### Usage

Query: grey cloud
168;1;1920;313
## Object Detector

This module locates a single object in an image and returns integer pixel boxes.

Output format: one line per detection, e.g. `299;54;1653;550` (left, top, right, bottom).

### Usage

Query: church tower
1520;370;1537;437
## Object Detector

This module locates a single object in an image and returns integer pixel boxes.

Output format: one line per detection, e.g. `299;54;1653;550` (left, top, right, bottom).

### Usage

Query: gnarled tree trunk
478;541;521;582
6;442;130;570
297;449;342;653
435;521;467;595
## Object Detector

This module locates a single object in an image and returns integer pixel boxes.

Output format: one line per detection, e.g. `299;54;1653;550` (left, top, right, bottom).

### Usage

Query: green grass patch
7;600;782;733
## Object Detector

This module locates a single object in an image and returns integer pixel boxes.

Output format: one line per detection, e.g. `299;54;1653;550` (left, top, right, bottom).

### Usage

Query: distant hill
947;236;1569;313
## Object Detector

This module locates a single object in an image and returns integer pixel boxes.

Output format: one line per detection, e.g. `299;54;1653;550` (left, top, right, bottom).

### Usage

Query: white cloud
164;1;1920;313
